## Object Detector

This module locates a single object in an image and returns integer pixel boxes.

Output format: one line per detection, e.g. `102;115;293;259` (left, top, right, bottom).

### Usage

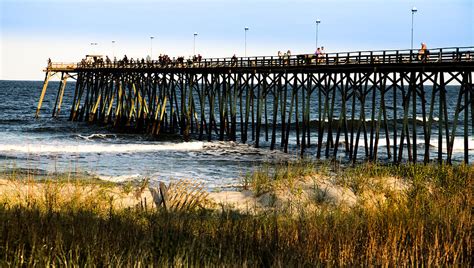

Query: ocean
0;80;290;189
0;80;472;189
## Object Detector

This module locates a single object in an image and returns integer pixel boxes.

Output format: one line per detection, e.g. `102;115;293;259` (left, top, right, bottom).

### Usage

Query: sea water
0;80;472;189
0;81;291;189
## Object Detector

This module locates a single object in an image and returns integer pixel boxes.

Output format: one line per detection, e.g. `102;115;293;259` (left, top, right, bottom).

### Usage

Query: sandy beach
0;166;411;214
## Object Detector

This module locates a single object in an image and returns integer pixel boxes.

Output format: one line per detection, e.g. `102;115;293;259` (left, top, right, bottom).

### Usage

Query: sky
0;0;473;80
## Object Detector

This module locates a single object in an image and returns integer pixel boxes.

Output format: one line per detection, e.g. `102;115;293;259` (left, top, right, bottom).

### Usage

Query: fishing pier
36;47;474;164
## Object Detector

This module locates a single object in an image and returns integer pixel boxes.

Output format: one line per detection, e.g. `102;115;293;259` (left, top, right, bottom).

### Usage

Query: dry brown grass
0;162;472;266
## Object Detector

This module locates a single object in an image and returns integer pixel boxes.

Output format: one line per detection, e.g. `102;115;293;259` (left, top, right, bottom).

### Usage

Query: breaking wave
0;141;205;154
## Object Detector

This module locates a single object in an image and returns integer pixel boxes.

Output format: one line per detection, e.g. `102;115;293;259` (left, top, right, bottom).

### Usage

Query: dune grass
0;162;472;266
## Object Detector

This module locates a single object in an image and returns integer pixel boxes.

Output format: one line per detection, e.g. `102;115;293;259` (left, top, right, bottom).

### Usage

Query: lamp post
411;7;417;50
112;40;116;58
90;42;98;54
150;36;154;59
193;32;198;56
244;26;249;57
315;19;321;51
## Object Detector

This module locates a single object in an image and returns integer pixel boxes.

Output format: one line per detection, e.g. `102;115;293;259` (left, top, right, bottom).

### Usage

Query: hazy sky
1;0;473;80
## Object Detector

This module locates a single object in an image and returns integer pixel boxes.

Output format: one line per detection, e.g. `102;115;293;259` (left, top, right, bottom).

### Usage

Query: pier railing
47;46;473;71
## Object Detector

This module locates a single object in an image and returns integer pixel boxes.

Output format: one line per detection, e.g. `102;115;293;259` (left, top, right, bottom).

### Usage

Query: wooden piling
35;71;52;118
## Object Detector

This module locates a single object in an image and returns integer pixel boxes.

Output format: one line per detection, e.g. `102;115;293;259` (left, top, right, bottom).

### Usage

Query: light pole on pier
315;19;321;51
411;7;417;50
112;40;116;58
193;32;198;56
150;36;154;59
244;26;249;57
90;42;98;55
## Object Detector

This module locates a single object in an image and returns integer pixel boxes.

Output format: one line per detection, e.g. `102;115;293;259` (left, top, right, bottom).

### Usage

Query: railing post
383;51;386;63
439;49;443;63
456;47;460;61
358;51;361;64
409;50;413;63
370;51;373;64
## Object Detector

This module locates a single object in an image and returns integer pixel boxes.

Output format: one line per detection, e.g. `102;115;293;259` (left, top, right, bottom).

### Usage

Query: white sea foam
96;174;143;183
429;137;474;152
322;134;474;153
77;133;116;141
0;141;205;154
415;116;440;122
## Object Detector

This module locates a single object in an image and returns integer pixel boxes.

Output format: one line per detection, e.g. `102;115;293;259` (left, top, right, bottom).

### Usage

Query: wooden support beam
255;73;263;148
53;73;69;118
463;71;470;164
35;71;52;118
270;73;280;150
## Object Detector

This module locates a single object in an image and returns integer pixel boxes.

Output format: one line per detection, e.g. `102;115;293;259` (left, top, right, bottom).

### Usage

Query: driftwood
149;180;209;212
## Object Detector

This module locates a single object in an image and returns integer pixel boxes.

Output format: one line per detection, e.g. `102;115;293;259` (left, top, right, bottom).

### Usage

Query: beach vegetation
0;162;472;266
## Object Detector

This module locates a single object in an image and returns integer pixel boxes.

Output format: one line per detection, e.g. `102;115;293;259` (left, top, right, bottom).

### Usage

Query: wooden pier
36;47;474;164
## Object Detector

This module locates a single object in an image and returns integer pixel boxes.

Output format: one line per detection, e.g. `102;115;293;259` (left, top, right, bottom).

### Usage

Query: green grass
0;162;472;266
244;159;326;196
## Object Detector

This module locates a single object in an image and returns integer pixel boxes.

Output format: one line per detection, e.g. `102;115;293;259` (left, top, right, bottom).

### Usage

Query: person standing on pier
318;46;326;63
315;48;322;63
285;50;291;65
418;43;429;62
315;47;321;56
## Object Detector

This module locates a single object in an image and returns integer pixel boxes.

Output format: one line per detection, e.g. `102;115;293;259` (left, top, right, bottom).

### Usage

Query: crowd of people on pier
70;41;474;70
76;47;328;69
275;46;327;65
78;53;207;68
